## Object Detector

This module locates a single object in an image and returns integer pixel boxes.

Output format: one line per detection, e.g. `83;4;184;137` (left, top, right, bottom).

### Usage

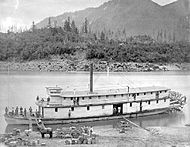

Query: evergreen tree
100;31;105;41
63;17;71;32
48;17;51;28
71;20;78;34
93;33;97;41
164;29;167;42
84;18;88;33
32;21;35;32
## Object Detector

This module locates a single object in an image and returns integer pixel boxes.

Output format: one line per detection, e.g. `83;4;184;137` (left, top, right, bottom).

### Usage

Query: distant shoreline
0;61;190;72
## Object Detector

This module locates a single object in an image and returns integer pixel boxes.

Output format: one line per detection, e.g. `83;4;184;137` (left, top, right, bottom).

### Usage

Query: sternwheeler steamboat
4;63;186;125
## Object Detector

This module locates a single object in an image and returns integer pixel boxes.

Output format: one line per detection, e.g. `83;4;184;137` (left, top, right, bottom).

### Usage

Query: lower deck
42;97;170;119
4;107;170;125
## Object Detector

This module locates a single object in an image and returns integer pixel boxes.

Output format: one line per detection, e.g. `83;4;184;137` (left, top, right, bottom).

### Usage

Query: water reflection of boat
4;63;187;125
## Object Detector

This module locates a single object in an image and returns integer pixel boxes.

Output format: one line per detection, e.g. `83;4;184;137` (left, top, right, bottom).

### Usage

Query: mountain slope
36;0;189;41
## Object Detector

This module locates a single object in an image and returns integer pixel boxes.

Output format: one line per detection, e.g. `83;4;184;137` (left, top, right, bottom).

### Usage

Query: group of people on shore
5;106;40;118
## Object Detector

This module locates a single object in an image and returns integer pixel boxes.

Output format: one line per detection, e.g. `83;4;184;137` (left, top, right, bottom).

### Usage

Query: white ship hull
4;108;169;125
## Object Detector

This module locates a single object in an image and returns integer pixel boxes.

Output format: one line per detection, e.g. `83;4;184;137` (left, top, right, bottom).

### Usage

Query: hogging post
90;63;93;93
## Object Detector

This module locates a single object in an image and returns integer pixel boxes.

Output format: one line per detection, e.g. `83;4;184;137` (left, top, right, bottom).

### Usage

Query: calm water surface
0;71;190;134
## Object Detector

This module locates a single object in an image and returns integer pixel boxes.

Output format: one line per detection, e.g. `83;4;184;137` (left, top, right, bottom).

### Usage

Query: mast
90;63;93;93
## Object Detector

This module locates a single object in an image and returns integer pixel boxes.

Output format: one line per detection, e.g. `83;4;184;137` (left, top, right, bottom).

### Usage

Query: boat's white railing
60;86;169;97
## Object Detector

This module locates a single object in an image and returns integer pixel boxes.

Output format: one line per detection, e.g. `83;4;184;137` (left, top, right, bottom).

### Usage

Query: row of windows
54;98;167;112
64;90;167;100
55;105;106;112
129;99;167;107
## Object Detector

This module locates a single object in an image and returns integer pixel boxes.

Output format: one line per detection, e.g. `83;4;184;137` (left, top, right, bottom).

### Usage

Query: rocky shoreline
0;60;190;72
1;126;190;147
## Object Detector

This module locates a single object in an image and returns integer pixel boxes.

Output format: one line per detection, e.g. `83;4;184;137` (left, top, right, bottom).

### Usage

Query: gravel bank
0;60;189;72
1;126;190;147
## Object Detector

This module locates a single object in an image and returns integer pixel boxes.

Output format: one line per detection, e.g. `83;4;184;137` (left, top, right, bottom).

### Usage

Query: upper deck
47;86;170;98
35;86;170;108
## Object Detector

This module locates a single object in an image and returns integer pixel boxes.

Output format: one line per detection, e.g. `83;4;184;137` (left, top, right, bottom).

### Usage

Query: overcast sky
0;0;177;32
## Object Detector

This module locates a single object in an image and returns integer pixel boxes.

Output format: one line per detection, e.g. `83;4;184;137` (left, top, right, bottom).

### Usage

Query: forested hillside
37;0;190;42
0;25;190;63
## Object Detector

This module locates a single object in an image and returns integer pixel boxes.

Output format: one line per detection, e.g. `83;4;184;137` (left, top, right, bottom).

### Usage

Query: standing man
5;107;8;115
24;108;27;117
20;106;23;116
29;107;32;116
15;106;19;116
12;107;14;116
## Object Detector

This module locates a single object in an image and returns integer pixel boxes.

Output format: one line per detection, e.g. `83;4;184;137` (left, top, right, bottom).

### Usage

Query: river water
0;71;190;134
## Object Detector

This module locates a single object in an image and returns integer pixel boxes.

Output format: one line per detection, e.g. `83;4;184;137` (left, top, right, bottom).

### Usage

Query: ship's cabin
46;87;63;96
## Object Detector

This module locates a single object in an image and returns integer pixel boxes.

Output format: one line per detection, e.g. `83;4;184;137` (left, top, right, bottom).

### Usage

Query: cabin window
106;95;109;98
89;97;92;99
102;105;105;109
87;106;90;111
130;103;132;107
121;94;124;97
71;97;73;100
64;97;66;100
82;97;84;100
98;96;101;99
144;93;146;95
55;108;58;112
151;92;153;94
164;98;166;102
71;106;74;111
137;93;139;96
156;92;159;99
114;95;116;98
148;101;151;105
128;94;130;97
160;91;162;93
156;100;159;103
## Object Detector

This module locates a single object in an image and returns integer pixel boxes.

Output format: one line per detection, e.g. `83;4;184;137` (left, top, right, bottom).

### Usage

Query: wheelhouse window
87;106;90;111
164;98;166;102
121;94;124;97
151;92;153;94
89;97;92;99
55;108;58;112
156;100;159;103
82;97;84;100
114;95;116;98
148;101;151;105
71;97;73;100
106;95;109;98
144;93;146;95
98;96;101;99
102;105;105;109
137;93;139;96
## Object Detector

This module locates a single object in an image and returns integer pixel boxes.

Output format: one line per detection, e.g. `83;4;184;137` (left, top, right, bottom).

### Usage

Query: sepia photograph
0;0;190;146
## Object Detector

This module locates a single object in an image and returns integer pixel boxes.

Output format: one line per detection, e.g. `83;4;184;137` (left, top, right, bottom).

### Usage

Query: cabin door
113;104;123;115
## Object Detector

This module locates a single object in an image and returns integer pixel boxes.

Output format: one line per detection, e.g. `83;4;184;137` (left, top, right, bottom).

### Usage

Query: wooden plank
121;116;150;132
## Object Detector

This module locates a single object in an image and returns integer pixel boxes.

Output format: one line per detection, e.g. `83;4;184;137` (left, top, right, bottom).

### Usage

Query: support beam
90;63;93;93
